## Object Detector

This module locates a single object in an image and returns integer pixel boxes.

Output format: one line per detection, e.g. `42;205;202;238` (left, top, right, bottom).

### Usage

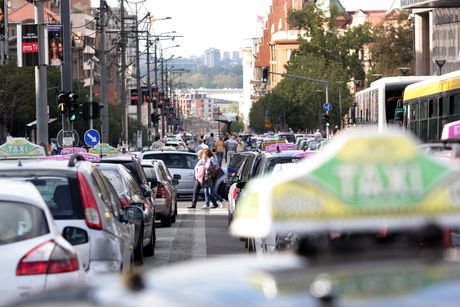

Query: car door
99;174;135;272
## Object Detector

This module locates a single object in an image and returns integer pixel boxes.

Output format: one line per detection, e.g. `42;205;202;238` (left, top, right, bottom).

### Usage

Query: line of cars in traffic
0;138;186;305
12;127;460;306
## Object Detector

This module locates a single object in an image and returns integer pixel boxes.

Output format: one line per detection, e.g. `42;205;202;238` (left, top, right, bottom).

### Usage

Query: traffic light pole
100;0;109;143
267;71;329;137
146;31;152;143
135;5;142;150
119;0;128;145
35;0;48;152
61;0;72;145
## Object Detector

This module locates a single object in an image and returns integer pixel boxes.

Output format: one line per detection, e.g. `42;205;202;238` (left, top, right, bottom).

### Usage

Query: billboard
17;24;39;67
48;24;63;66
0;0;4;38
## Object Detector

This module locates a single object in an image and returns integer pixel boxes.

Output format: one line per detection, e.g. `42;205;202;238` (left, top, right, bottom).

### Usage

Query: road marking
191;209;207;259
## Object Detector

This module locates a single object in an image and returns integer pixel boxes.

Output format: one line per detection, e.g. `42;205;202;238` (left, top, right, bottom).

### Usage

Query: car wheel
171;202;177;223
161;209;172;227
143;223;155;257
134;226;144;265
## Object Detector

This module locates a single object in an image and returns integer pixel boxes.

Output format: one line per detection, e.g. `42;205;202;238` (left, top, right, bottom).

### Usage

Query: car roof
262;150;303;158
0;179;55;214
140;151;197;156
101;155;136;162
0;158;92;173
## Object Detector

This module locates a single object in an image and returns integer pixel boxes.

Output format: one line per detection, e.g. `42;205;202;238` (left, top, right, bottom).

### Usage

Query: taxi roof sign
230;128;460;238
441;120;460;140
0;138;46;158
88;143;119;156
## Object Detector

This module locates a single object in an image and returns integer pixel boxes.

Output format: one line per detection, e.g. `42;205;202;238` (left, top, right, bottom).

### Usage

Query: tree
368;11;413;78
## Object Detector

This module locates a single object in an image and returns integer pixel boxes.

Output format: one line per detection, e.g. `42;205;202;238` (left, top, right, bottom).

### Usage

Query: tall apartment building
204;47;220;67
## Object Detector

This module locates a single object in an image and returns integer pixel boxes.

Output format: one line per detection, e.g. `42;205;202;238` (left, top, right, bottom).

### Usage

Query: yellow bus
403;70;460;142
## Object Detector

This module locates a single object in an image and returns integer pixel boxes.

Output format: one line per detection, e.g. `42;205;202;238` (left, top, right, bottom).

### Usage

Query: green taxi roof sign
88;143;119;155
230;129;460;238
0;138;46;158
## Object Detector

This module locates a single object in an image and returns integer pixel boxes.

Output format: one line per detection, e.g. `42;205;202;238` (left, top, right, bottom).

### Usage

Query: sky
100;0;396;58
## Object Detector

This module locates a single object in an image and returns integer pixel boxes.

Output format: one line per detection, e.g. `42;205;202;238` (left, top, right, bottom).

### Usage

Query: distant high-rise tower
232;51;240;63
204;48;221;67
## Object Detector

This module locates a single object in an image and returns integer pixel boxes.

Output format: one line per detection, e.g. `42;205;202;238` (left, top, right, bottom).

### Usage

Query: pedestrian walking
224;135;237;164
215;136;225;166
205;132;216;152
188;150;216;209
204;149;226;208
196;139;208;152
236;137;246;153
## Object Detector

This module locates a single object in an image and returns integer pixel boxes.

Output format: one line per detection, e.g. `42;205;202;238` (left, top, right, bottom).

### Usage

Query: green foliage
250;5;366;132
368;10;413;79
184;65;243;88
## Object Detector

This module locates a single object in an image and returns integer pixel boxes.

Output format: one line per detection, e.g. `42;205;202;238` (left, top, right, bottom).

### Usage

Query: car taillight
77;172;102;230
233;188;239;200
16;240;79;276
156;185;168;198
119;195;131;208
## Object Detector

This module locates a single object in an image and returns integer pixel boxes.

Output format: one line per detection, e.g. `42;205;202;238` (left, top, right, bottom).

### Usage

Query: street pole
120;0;127;144
154;40;159;139
337;81;343;130
89;60;94;129
100;0;109;143
0;0;8;65
161;51;165;138
135;4;142;149
61;0;72;149
35;0;48;151
146;30;152;143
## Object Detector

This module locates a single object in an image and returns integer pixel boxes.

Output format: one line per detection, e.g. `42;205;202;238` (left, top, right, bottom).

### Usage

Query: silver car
0;155;142;274
138;151;198;196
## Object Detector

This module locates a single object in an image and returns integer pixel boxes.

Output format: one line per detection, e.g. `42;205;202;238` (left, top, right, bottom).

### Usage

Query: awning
26;118;58;127
402;0;460;8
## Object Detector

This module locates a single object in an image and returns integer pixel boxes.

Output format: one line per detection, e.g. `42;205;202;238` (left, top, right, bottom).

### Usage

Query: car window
158;165;170;182
92;169;119;218
16;176;84;220
265;157;296;173
0;201;49;245
145;154;188;169
100;169;127;195
159;161;173;179
100;175;124;218
228;154;246;170
143;165;157;182
184;155;197;169
123;169;143;196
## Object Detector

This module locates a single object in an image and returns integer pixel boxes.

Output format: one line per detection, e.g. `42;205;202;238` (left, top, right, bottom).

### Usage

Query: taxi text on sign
0;138;46;158
230;129;460;238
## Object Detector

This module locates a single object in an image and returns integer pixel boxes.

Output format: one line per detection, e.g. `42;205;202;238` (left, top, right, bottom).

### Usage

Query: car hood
13;254;460;306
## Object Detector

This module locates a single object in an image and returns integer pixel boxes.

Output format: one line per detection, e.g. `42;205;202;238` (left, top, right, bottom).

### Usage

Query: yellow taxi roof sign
0;138;46;158
230;128;460;238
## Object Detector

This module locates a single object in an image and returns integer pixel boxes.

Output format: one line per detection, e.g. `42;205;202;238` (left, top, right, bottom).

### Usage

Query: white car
0;180;85;305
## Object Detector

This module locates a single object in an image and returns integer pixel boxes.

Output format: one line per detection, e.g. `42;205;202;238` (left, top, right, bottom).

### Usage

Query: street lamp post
336;81;344;130
315;89;323;129
434;59;446;76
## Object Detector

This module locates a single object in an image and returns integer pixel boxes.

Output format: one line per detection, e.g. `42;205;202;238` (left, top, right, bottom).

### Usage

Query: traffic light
262;67;269;83
67;92;79;121
57;92;67;114
92;102;104;119
323;113;330;127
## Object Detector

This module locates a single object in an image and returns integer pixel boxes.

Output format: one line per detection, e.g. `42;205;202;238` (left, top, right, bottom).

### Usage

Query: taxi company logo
335;163;424;201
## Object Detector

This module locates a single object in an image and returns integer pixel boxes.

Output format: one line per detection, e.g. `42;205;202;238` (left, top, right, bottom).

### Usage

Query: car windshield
143;154;196;169
0;201;49;245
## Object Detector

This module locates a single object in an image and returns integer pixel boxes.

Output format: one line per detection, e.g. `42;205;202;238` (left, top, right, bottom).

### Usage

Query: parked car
137;151;198;196
0;180;85;305
141;160;179;227
97;163;156;264
99;155;152;202
0;155;143;274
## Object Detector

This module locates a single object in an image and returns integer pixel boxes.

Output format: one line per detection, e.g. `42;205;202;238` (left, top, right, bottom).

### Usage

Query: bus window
420;120;428;142
453;95;460;115
420;100;427;119
429;99;438;117
428;118;438;140
442;97;449;116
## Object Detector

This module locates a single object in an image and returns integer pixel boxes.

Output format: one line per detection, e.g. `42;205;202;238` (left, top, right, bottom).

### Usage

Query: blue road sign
323;102;332;112
84;129;100;147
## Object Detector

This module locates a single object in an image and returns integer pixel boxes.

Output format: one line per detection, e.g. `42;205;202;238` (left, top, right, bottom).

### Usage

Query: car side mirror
62;226;88;246
236;181;246;189
173;174;181;180
150;178;159;188
141;185;152;197
172;179;179;186
123;206;143;223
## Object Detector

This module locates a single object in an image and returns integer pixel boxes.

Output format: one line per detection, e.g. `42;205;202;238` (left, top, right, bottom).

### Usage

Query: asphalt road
144;199;246;269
